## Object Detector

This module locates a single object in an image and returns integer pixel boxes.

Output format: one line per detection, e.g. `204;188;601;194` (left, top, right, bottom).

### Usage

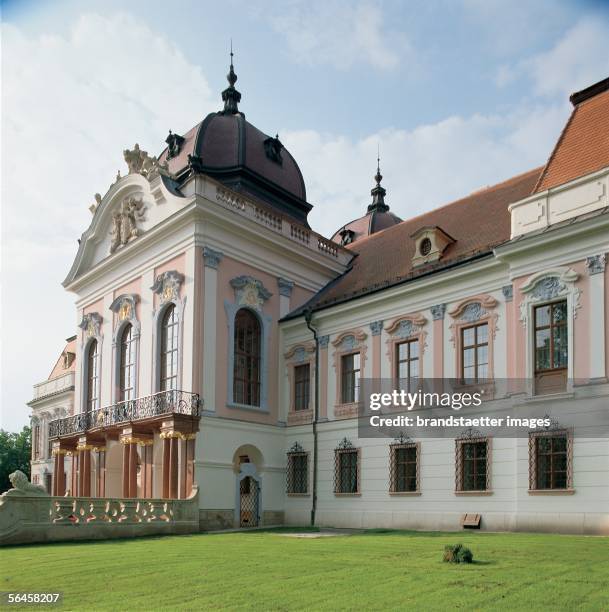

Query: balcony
49;390;200;439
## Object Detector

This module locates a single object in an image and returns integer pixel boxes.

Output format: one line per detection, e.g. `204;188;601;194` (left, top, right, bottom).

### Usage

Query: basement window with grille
286;444;309;496
389;441;420;494
334;438;360;495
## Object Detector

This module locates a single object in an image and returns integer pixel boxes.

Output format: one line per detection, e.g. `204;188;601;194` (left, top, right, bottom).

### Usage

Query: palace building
30;64;609;534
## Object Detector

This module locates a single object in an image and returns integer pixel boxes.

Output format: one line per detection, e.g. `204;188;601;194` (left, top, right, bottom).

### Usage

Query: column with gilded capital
202;247;223;413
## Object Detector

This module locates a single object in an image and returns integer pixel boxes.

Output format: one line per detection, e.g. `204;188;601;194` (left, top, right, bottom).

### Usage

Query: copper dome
159;57;311;225
332;162;402;245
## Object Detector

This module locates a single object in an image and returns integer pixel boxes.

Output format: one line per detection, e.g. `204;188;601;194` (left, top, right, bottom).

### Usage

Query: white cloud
525;18;609;98
1;13;217;430
268;0;406;70
495;17;609;97
1;9;580;433
285;102;568;238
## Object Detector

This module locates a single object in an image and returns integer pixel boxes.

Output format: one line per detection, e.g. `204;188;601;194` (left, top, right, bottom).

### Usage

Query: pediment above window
520;267;579;299
331;330;367;350
150;270;184;305
410;225;455;267
284;342;315;362
385;313;427;338
109;294;139;323
79;312;103;339
230;276;272;312
448;295;498;321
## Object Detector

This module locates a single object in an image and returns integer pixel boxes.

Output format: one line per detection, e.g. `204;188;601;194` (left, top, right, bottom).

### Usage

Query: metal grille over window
455;432;490;492
294;363;310;411
529;429;572;491
233;309;261;406
341;353;361;403
334;438;359;494
389;439;419;493
286;443;308;494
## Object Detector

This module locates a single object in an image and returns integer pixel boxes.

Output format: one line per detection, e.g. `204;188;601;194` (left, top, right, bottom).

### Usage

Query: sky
1;0;608;431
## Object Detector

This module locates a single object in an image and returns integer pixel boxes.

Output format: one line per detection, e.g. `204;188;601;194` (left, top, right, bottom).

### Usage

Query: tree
0;426;31;493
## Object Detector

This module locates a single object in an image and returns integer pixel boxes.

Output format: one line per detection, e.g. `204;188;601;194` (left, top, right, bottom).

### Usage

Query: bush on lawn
443;543;473;564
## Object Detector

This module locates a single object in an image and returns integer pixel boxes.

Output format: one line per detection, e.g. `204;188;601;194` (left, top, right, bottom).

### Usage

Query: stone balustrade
0;488;200;546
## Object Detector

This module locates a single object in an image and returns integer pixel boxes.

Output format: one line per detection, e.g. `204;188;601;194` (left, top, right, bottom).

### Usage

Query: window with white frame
160;304;179;391
119;324;136;401
86;339;99;412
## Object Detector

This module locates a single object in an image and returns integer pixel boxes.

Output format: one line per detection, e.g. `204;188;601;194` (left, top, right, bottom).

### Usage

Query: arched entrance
237;463;261;527
232;447;263;528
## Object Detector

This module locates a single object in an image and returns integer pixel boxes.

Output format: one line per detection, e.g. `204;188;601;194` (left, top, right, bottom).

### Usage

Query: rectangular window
286;452;308;494
461;323;489;382
456;439;489;492
293;364;310;411
530;432;571;490
396;340;419;391
341;353;361;404
534;301;568;372
390;444;419;493
334;449;359;494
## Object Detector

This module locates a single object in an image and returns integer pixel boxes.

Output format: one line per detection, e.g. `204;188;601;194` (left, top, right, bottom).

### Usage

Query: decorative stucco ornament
2;471;49;497
79;312;103;338
150;270;184;305
123;143;169;180
230;276;272;312
109;197;146;253
89;193;102;215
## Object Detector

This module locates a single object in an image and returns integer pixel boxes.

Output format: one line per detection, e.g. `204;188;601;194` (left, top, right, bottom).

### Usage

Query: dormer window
339;228;355;246
410;226;455;267
419;237;432;256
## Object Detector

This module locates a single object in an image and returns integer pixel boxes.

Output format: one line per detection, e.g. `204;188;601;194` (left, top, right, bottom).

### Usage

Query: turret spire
221;41;242;114
367;147;389;213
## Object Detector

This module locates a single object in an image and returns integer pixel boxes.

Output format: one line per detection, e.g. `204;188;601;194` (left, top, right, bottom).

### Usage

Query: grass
2;529;608;611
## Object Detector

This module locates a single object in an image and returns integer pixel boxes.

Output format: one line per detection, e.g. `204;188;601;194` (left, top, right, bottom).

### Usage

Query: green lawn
2;529;608;611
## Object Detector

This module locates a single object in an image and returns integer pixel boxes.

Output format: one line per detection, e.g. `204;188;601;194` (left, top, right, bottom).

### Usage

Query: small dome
332;162;402;245
158;56;310;225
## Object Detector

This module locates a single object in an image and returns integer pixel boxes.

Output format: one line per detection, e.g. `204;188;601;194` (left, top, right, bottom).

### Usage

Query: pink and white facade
35;70;609;534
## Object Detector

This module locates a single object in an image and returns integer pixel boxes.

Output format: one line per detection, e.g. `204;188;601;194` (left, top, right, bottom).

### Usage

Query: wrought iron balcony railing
49;390;200;439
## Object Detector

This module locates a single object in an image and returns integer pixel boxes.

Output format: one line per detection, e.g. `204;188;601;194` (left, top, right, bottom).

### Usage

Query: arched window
233;309;261;406
119;324;136;401
160;304;179;391
86;339;99;412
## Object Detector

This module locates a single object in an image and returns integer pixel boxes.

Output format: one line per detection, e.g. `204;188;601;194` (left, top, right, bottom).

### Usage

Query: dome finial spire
368;145;389;213
221;40;241;114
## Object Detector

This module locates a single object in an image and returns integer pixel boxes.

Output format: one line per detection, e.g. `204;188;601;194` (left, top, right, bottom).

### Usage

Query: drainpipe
304;308;319;527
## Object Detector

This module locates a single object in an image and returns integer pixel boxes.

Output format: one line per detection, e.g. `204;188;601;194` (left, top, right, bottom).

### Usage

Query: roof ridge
347;166;543;249
532;105;578;194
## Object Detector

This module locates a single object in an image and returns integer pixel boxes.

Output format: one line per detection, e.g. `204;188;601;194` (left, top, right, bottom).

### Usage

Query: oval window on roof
420;237;432;256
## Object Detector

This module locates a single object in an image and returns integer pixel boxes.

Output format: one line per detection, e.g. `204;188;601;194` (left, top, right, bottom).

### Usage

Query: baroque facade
30;67;609;534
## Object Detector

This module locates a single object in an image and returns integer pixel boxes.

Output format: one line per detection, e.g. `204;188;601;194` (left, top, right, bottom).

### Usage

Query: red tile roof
289;167;543;315
534;77;609;193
